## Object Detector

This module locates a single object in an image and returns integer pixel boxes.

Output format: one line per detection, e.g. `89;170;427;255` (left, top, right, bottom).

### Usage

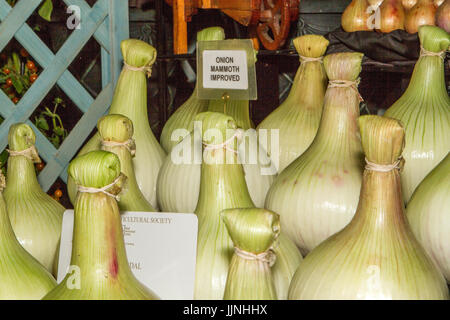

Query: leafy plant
7;0;53;21
34;97;68;149
0;50;39;104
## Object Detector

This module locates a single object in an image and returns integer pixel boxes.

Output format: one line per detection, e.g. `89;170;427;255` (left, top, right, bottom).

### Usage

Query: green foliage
7;0;53;22
34;98;68;149
38;0;53;22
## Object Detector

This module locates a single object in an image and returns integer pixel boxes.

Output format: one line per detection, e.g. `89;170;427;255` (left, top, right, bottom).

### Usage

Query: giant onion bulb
222;208;279;300
384;26;449;202
68;39;165;210
342;0;374;32
407;154;450;282
256;35;329;173
265;52;365;255
4;123;64;274
208;99;254;130
436;0;450;32
0;170;56;299
193;112;302;300
157;87;273;212
43;151;159;300
288;115;449;300
405;0;437;33
378;0;406;33
98;114;155;212
160;27;226;153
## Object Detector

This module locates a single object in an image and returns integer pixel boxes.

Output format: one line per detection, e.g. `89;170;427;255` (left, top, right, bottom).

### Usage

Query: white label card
57;211;198;300
202;50;248;90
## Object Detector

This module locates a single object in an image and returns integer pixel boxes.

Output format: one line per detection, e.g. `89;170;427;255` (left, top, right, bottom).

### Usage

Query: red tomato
54;189;63;198
5;78;12;87
3;68;10;75
26;60;35;70
12;97;19;104
20;48;29;58
30;74;38;83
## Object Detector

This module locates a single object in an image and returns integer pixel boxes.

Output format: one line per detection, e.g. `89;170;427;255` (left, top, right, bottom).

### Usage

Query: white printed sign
57;211;198;300
202;50;249;90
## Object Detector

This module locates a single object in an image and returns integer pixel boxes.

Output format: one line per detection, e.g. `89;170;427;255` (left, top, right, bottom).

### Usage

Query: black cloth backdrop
325;28;421;65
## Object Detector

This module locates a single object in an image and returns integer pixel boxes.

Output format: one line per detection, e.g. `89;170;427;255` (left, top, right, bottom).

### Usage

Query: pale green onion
208;99;254;130
384;25;450;203
265;52;365;255
407;153;450;282
43;151;159;300
193;112;302;300
156;113;273;213
4;123;64;274
98;114;155;212
288;115;449;300
0;169;56;299
68;39;166;210
257;35;329;173
160;27;226;153
222;208;279;300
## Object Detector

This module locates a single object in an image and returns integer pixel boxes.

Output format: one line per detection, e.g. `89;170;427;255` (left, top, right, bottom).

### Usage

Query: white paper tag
202;50;248;90
57;210;198;300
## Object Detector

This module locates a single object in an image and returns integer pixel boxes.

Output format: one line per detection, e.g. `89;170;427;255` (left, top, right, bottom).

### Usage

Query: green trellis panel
0;0;129;191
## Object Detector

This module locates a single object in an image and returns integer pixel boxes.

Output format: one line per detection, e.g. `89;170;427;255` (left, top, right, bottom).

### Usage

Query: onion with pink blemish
43;151;159;300
436;0;450;32
288;116;448;300
378;0;406;33
265;53;365;256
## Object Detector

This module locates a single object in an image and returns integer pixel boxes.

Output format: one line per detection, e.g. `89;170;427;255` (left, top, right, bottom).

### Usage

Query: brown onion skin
378;0;406;32
436;0;450;32
403;0;418;10
368;0;383;7
405;0;437;33
342;0;373;31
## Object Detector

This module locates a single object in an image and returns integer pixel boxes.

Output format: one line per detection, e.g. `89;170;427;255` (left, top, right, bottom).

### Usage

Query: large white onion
0;169;56;299
265;52;365;255
257;35;329;173
157;106;274;212
98;114;155;212
68;40;166;210
407;154;450;282
222;208;280;300
4;123;64;274
160;27;225;153
192;112;302;300
288;115;449;300
384;26;450;203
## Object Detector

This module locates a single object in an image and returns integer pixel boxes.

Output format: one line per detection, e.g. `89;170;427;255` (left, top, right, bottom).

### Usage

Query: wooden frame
0;0;129;191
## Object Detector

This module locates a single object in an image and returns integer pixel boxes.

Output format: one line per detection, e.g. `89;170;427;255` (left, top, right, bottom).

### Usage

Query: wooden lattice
0;0;129;190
